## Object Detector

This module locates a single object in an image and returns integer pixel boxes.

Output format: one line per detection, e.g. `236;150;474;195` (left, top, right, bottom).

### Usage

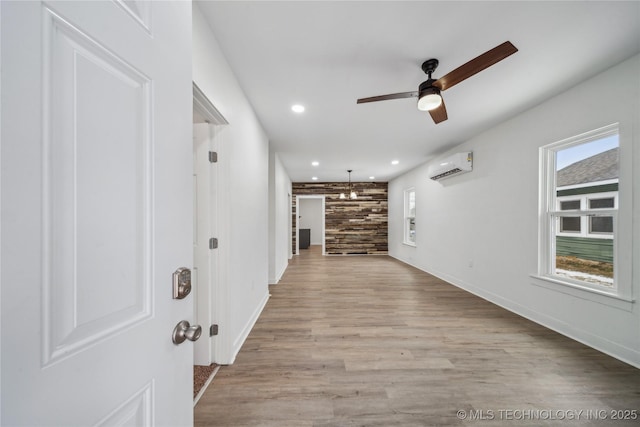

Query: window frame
556;191;618;239
536;123;632;303
403;187;416;246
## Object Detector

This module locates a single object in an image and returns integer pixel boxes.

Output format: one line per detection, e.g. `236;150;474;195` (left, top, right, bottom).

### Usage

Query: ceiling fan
357;41;518;124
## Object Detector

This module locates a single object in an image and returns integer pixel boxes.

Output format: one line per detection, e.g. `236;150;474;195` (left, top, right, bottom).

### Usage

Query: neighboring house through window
404;188;416;246
539;124;619;292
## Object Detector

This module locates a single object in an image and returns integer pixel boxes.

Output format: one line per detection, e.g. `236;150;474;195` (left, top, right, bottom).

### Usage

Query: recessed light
291;104;305;113
311;176;318;181
311;161;319;166
391;160;399;165
369;176;375;180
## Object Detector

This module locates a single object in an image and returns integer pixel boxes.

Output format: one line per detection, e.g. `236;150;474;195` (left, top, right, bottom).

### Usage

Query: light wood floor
194;246;640;426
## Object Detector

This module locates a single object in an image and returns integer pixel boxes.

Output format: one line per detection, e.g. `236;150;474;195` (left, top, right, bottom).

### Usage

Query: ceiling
197;1;640;182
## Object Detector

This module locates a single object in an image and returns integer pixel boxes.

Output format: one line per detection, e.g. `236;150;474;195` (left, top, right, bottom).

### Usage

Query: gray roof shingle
557;147;618;187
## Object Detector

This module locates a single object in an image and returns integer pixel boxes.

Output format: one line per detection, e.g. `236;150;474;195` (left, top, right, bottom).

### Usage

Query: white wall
193;4;270;364
269;151;292;284
389;54;640;367
299;198;323;245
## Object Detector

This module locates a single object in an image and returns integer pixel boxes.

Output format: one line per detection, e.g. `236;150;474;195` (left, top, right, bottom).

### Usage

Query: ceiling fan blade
433;41;518;92
429;99;448;124
357;91;418;104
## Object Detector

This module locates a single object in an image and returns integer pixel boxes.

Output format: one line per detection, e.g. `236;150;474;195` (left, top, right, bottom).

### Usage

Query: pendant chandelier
339;169;357;200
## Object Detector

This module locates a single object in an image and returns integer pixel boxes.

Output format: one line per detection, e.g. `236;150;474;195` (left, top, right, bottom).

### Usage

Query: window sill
402;242;416;248
530;274;634;311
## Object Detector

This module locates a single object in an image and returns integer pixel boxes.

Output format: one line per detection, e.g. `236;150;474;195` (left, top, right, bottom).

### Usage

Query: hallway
194;247;640;426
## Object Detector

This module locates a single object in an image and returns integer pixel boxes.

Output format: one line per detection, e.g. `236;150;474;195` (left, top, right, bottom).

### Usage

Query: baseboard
228;290;270;363
269;261;288;285
389;254;640;369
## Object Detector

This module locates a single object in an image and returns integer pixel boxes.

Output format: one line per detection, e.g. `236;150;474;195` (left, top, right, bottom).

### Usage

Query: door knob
172;320;202;344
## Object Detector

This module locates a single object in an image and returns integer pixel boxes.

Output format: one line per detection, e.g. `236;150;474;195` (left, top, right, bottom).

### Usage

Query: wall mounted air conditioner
428;152;473;181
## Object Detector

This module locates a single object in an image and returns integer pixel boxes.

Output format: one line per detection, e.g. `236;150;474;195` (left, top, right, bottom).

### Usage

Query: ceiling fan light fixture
357;42;517;123
417;84;442;111
418;93;442;111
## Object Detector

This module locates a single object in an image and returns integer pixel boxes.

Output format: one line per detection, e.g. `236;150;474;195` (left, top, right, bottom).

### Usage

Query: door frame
192;82;228;366
295;195;326;255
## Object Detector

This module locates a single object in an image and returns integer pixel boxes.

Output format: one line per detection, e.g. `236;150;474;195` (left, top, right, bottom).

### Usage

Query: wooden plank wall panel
293;182;388;255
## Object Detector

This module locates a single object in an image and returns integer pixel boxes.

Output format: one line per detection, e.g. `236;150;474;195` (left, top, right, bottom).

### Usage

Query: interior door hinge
208;151;218;163
210;324;219;336
209;237;218;249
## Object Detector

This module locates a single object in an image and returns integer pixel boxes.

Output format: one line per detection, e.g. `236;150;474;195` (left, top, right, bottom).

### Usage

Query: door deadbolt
172;267;191;299
172;320;202;344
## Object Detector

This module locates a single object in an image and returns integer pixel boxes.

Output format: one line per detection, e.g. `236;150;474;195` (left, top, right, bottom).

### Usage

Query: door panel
44;6;152;365
1;1;193;425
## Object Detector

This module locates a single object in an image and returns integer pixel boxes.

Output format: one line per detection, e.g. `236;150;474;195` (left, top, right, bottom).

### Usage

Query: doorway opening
296;195;326;255
192;83;228;403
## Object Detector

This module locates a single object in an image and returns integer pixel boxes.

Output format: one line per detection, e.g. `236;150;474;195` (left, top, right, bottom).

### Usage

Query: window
404;188;416;246
539;124;620;293
559;199;581;233
556;193;617;237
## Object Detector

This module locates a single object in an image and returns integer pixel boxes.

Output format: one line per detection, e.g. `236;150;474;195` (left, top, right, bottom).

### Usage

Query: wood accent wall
293;182;388;255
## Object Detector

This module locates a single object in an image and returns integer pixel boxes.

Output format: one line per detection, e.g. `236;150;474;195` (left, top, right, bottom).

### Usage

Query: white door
1;1;194;425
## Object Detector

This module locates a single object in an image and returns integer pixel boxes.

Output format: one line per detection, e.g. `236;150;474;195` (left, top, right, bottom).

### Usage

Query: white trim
403;188;416;246
295;195;326;255
288;193;293;259
192;89;227;366
214;128;231;365
538;123;630;297
271;260;288;285
0;3;3;415
227;291;269;364
545;123;619;152
193;82;228;125
531;274;634;308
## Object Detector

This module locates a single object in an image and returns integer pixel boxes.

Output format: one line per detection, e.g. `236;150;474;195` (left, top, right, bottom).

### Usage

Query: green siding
556;236;613;263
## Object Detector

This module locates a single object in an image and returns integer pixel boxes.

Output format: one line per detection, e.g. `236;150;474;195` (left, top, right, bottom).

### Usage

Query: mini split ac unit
428;152;473;181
